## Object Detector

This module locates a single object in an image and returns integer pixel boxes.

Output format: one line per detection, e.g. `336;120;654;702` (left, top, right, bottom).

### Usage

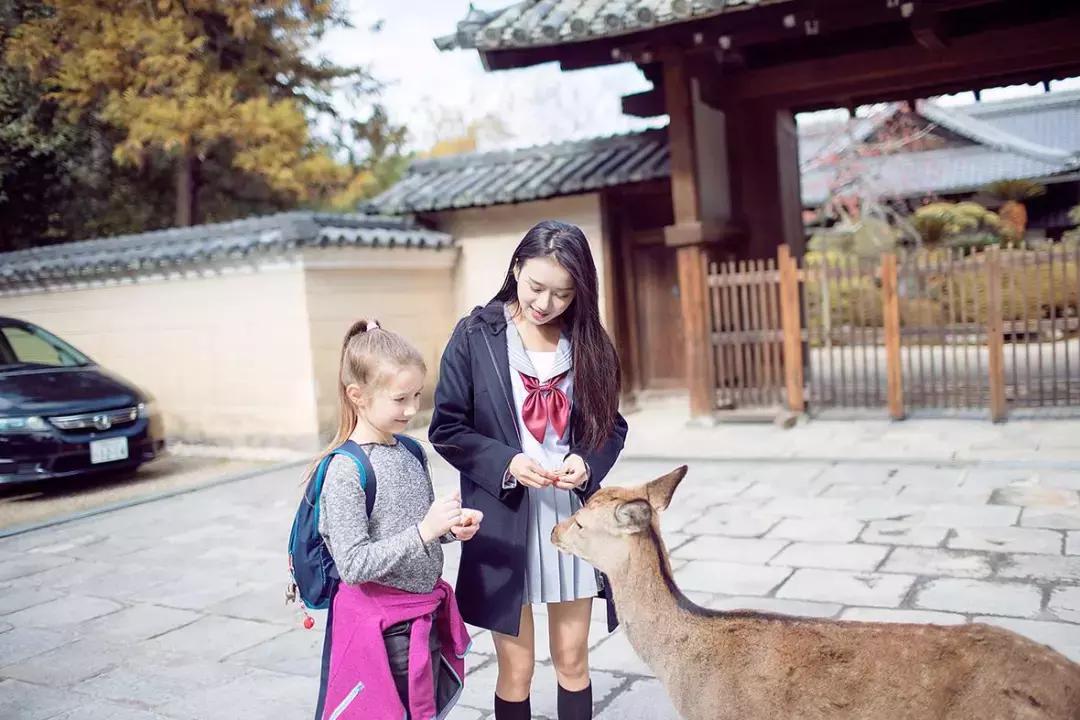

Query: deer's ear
614;499;652;532
646;466;687;512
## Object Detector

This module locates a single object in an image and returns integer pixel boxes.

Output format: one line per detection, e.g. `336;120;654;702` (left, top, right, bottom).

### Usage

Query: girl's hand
451;508;484;542
509;453;558;489
419;491;462;543
554;454;589;490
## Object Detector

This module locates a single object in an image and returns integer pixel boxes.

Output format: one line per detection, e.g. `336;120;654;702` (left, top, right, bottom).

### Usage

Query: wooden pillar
777;245;805;412
881;253;905;420
724;102;806;261
985;247;1007;422
662;53;723;419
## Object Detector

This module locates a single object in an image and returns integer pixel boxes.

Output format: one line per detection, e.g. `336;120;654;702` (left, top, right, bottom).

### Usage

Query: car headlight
0;416;49;433
137;401;157;419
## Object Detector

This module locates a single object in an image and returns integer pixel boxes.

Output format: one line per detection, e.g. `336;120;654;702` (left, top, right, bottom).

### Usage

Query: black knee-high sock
557;683;592;720
494;694;531;720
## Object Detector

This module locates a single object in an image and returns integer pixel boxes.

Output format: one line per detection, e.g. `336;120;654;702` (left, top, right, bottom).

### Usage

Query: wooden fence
707;244;1080;420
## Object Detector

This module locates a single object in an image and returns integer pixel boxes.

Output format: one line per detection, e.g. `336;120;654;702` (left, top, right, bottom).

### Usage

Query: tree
911;201;1003;250
5;1;366;226
981;179;1046;241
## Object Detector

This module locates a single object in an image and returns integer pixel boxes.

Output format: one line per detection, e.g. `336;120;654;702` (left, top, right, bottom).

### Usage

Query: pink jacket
321;578;471;720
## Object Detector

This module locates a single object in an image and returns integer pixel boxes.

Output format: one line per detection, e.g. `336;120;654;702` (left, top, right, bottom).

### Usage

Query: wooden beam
716;15;1080;107
662;54;699;227
621;89;666;118
777;245;805;413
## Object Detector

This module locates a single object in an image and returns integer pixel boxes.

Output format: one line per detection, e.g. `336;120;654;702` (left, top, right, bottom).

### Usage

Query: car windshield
0;323;91;369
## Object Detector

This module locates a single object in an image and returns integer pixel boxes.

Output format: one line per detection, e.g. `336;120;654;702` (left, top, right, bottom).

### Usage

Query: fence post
778;245;805;412
881;253;905;420
986;246;1008;422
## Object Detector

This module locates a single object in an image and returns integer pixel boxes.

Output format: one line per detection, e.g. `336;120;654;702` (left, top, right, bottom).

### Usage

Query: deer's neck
607;526;700;672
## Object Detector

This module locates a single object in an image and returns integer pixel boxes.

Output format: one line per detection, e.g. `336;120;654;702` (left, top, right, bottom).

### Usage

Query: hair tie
369;319;380;330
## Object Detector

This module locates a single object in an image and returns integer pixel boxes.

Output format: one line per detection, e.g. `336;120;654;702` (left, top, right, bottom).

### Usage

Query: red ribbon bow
519;371;570;443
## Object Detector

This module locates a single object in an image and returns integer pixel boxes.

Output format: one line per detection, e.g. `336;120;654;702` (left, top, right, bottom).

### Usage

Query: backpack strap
337;440;377;516
394;434;427;474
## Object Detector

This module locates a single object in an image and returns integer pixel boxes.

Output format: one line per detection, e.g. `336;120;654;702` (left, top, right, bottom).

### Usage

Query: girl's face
514;255;576;326
350;364;425;436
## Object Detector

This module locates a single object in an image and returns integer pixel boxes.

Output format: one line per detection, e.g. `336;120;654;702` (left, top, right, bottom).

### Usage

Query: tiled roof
367;129;669;214
435;0;792;52
0;212;452;291
367;93;1080;215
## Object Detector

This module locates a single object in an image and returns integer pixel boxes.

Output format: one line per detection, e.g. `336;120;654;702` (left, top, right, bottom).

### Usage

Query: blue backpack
287;435;425;610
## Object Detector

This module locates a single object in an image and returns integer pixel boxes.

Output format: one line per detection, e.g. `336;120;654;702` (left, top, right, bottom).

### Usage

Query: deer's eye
573;518;584;530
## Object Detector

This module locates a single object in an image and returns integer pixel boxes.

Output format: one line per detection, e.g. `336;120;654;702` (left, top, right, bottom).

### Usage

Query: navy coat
429;301;628;637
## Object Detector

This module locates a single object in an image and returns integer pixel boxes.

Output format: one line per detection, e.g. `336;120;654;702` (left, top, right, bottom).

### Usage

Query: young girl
313;320;481;720
430;221;628;720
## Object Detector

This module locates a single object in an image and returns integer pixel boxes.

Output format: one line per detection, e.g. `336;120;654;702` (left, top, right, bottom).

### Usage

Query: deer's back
666;616;1080;720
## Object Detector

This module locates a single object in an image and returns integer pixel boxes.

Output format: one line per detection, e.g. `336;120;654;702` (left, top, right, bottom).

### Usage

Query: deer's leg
492;603;536;703
548;598;593;691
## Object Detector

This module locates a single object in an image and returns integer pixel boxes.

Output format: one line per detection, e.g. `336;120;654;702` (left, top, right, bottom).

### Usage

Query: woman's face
514;255;576;326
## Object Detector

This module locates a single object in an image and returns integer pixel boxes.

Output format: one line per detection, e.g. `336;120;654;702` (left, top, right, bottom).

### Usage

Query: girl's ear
344;383;366;410
512;261;521;282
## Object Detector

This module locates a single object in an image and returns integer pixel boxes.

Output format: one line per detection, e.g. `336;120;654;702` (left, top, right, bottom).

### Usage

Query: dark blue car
0;316;165;485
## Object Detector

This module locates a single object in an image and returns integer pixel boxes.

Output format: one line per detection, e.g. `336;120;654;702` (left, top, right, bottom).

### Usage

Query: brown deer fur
551;466;1080;720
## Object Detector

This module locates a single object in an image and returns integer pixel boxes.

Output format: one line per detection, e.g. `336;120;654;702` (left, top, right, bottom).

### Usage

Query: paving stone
814;463;900;485
996;553;1080;583
898;488;994;505
143;615;288;660
974;616;1080;663
1049;586;1080;624
48;701;170;720
680;506;780;538
915;578;1042;617
770;542;889;571
775;569;916;607
227;628;324;676
948;527;1064;554
0;554;76;582
205;583;297;626
959;468;1042;490
675;561;792;596
766;518;865;543
4;594;123;629
1021;507;1080;530
994;486;1079;507
0;586;45;615
0;637;122;686
0;626;73;665
880;547;993;578
0;678;83;720
163;667;316;720
760;497;852;519
75;659;251;708
445;706;484;720
917;504;1021;528
595;677;680;720
819;484;901;500
859;521;950;547
672;536;788;564
588;630;654;676
885;466;966;488
1069;532;1080;555
75;604;200;643
839;607;966;625
1037;473;1080;491
703;595;841;619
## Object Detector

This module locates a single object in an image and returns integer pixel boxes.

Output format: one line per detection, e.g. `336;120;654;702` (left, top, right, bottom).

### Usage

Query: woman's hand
419;491;462;543
509;453;558;489
554;454;589;491
450;508;484;542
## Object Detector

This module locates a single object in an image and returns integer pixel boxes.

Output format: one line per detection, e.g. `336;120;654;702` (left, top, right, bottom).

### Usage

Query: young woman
430;220;628;720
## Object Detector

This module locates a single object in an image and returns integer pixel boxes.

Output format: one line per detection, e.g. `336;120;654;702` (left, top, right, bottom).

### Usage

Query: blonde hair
310;319;426;472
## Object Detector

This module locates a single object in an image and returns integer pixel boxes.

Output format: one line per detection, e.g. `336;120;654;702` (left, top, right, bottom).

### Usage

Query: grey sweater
317;441;446;594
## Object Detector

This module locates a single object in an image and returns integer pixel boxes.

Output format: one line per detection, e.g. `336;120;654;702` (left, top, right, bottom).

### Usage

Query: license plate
90;437;128;464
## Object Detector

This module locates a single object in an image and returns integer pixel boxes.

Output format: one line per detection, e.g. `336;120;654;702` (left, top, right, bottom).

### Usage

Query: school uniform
429;300;628;637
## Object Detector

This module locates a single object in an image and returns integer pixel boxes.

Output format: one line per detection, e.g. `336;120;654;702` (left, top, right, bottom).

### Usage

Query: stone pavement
2;418;1080;719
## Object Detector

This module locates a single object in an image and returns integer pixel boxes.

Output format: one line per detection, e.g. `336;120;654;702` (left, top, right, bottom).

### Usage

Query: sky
314;1;1080;152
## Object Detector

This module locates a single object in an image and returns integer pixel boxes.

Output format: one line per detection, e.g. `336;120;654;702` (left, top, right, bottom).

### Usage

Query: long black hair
493;220;621;451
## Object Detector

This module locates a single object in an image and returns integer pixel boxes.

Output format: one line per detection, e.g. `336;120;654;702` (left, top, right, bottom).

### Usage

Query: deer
551;466;1080;720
